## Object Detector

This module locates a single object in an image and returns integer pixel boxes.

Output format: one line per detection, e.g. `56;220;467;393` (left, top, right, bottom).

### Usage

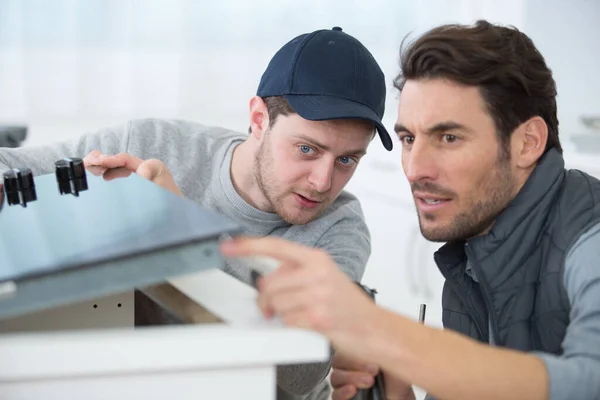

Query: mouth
293;193;322;209
413;192;452;212
421;198;446;205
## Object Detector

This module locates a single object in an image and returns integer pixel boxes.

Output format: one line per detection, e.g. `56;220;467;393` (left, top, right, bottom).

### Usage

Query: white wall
0;0;598;328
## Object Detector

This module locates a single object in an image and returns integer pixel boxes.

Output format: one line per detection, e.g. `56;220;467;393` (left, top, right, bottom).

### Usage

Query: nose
308;158;334;193
403;139;438;185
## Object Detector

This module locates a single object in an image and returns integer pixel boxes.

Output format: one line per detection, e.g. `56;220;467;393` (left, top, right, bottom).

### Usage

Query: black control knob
0;182;4;212
55;157;88;196
3;168;37;207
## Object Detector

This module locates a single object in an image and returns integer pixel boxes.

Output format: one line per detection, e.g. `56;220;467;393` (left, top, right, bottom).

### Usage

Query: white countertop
0;268;330;382
0;323;328;381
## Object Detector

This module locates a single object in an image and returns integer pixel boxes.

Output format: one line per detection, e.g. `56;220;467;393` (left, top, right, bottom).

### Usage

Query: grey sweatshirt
0;118;373;400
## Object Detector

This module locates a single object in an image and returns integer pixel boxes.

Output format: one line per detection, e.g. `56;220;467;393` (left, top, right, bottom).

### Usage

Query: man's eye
299;145;315;154
443;134;457;143
338;156;356;166
400;135;414;145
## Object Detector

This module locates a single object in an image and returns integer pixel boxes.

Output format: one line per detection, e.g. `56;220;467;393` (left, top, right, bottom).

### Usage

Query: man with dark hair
0;27;392;400
220;20;600;399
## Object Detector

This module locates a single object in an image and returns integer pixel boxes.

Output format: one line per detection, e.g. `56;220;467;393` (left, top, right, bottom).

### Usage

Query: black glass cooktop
0;160;242;319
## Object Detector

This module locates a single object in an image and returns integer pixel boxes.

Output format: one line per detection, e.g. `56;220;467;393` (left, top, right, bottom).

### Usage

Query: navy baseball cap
257;26;393;151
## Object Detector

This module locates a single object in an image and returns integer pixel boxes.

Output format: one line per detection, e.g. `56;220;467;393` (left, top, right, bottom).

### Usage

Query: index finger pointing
219;236;324;266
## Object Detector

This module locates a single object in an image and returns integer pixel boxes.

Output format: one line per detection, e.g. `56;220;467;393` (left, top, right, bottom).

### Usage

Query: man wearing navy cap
0;27;390;399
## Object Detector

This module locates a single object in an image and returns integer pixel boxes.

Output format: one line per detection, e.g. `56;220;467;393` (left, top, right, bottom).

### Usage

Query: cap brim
284;94;393;151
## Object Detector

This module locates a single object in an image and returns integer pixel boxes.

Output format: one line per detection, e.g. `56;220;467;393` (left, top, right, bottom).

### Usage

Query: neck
230;140;273;212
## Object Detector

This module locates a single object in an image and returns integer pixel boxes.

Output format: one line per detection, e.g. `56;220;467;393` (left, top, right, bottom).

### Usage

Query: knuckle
309;306;331;331
322;284;334;300
314;286;331;305
147;159;167;174
147;158;163;166
313;248;329;260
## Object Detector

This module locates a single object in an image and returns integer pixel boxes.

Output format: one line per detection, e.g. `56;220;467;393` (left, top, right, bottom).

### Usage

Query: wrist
367;307;425;376
327;299;382;362
349;304;396;364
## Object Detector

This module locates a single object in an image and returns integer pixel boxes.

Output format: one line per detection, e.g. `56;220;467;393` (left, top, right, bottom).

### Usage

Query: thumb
136;159;162;181
137;159;183;196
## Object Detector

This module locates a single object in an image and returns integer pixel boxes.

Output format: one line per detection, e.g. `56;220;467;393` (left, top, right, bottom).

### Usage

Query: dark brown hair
248;96;295;134
394;20;562;154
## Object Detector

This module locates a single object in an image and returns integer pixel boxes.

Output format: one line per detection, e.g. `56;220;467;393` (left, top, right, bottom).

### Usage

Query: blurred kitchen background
0;0;598;346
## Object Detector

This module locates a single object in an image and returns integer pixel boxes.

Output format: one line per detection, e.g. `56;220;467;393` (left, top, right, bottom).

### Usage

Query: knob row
56;158;88;197
2;157;88;208
2;168;37;207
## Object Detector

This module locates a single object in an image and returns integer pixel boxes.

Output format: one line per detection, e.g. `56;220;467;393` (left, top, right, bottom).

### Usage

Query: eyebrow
293;134;367;156
394;121;472;136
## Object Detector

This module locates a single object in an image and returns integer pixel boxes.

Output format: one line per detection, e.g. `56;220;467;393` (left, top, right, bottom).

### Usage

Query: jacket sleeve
533;221;600;400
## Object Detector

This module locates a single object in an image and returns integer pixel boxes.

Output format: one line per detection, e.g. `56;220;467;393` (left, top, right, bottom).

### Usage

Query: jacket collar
434;148;566;281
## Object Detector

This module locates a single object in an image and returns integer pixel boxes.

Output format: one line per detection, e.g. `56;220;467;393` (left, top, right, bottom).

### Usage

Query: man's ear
249;96;269;140
511;116;548;169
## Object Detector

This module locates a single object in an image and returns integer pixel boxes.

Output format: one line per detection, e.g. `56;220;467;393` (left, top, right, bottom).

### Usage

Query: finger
330;368;375;390
265;287;312;316
332;353;379;374
85;165;107;176
102;167;132;181
265;290;330;332
256;293;275;319
331;384;358;400
256;267;306;317
279;308;315;331
220;236;326;267
99;153;144;172
258;263;314;295
83;150;103;166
